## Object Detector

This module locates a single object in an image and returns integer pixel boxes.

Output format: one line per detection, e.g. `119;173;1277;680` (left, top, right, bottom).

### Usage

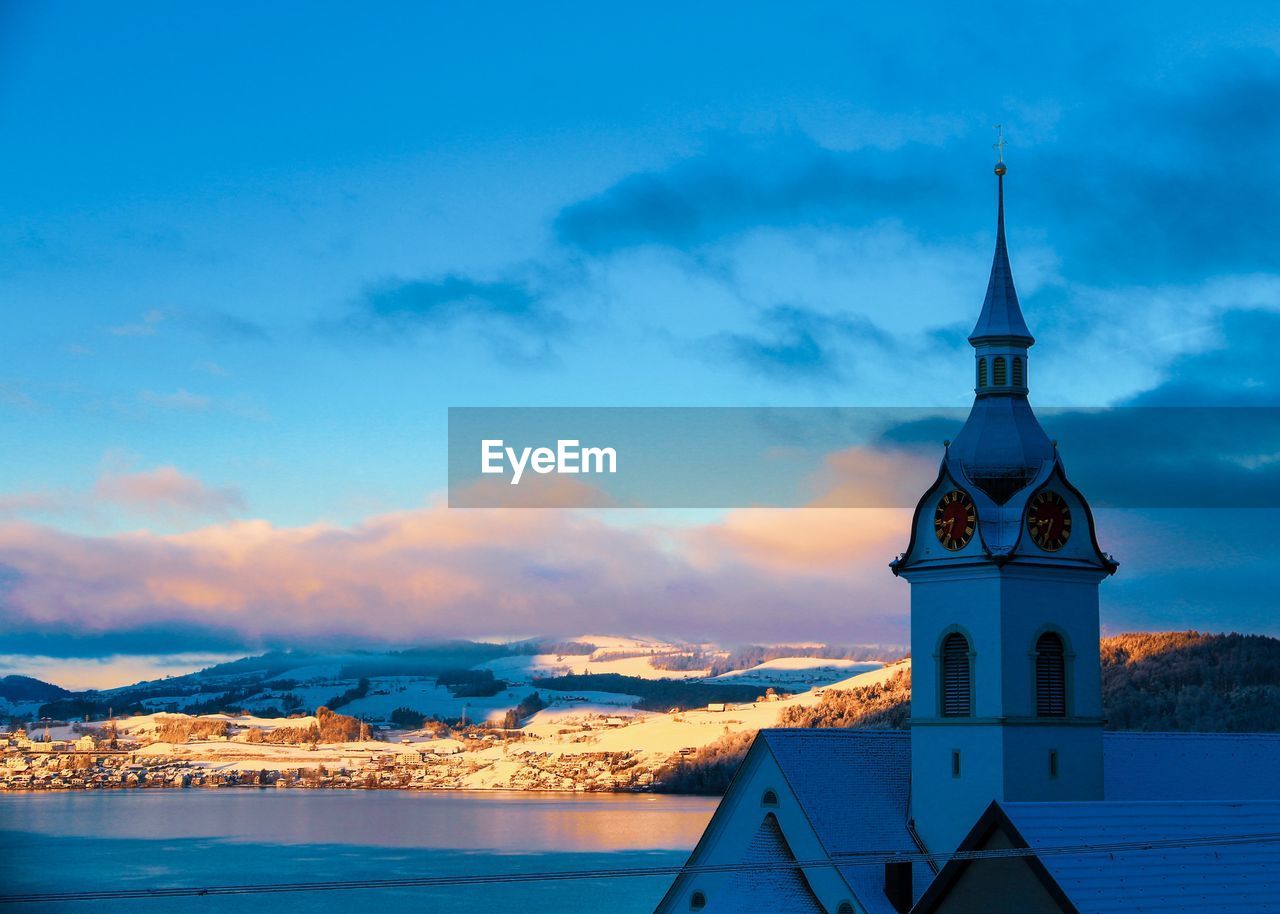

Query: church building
654;160;1280;914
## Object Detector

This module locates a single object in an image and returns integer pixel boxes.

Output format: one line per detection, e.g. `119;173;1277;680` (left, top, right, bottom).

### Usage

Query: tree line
654;631;1280;794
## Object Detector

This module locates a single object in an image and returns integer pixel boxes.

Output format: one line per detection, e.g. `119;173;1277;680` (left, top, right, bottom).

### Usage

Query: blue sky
2;3;1279;686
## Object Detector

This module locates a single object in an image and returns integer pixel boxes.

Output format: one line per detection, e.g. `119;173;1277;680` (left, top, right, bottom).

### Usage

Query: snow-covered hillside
711;657;882;689
70;661;910;792
6;636;902;730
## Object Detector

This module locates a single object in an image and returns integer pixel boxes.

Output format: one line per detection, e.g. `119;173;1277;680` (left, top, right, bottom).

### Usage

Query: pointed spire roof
968;166;1034;345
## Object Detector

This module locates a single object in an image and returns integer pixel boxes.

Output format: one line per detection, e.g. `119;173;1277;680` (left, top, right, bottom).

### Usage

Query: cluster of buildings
0;721;660;793
500;749;652;791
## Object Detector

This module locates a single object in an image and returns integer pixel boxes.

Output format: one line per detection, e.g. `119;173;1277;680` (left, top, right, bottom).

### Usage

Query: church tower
891;158;1118;856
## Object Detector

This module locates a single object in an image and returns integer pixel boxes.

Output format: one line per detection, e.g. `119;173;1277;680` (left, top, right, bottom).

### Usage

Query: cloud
0;492;66;517
106;308;269;343
332;273;564;364
1097;509;1278;635
195;360;230;377
107;309;165;337
288;52;1280;386
0;383;35;410
549;51;1280;291
449;475;618;509
3;431;1278;663
5;494;1267;664
684;507;907;574
1126;309;1280;406
92;466;245;517
1032;52;1280;282
182;310;269;343
710;305;890;382
870;402;1280;510
347;275;549;333
0;465;245;524
0;651;244;691
135;388;268;421
140;388;214;411
554;134;952;254
0;623;253;659
0;501;910;655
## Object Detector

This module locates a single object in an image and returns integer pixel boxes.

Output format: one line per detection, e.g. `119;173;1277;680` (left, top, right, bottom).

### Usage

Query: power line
6;830;1280;905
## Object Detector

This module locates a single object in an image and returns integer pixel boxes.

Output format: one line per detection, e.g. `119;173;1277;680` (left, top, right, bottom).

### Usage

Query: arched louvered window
941;633;972;717
977;358;988;388
690;890;707;910
992;356;1008;386
1035;632;1067;717
761;789;778;807
1012;357;1024;387
838;903;856;914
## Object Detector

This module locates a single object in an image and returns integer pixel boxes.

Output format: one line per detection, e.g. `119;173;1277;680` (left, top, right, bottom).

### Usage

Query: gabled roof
1002;800;1280;914
761;729;933;913
665;729;1280;913
710;812;826;913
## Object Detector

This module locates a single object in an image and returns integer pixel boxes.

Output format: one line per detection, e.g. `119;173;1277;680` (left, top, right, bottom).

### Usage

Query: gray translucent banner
447;407;1280;509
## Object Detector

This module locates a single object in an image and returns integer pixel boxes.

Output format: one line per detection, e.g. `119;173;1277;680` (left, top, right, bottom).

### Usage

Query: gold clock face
1028;490;1072;551
934;489;976;551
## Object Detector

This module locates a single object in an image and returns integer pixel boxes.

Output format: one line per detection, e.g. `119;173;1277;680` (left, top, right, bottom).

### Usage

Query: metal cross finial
993;124;1007;163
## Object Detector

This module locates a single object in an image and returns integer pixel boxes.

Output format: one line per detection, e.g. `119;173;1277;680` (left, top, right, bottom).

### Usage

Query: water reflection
1;790;717;852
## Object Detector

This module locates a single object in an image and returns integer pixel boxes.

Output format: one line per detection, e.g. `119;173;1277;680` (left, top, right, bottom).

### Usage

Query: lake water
0;790;718;913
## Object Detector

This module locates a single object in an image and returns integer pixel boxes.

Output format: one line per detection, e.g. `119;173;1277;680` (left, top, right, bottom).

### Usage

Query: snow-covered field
520;660;909;759
474;635;714;683
711;657;883;688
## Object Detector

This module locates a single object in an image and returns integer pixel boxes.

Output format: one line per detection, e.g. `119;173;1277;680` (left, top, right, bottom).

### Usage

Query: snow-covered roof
760;729;933;913
747;729;1280;913
1105;732;1280;801
709;811;826;913
1002;800;1280;913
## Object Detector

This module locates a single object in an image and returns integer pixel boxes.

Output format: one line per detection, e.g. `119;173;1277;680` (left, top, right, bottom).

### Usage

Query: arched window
761;789;778;807
941;633;972;717
838;904;856;914
1035;633;1067;717
690;890;707;910
1012;356;1024;387
992;356;1008;386
977;358;988;388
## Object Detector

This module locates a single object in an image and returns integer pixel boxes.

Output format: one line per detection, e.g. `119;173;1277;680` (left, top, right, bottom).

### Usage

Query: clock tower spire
968;152;1034;393
891;153;1117;856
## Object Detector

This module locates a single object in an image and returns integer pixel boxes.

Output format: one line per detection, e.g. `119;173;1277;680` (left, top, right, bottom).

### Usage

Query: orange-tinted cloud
685;507;908;573
92;465;245;516
807;445;938;508
0;498;911;648
0;465;245;523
